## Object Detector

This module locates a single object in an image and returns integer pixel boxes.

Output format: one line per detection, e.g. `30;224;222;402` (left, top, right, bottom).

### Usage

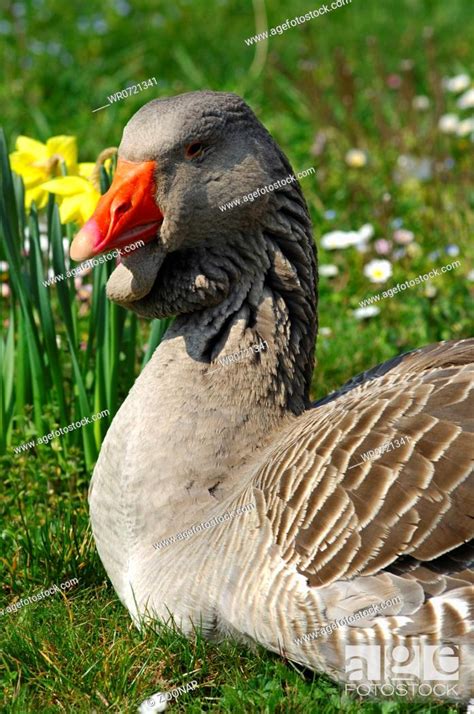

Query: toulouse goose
71;91;474;700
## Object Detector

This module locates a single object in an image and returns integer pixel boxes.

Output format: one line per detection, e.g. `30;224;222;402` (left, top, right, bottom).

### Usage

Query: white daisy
345;149;367;168
443;74;470;93
457;88;474;110
457;118;474;136
393;228;414;245
319;264;339;277
412;95;430;110
321;230;363;249
321;224;373;250
363;259;393;284
353;306;380;319
438;114;459;134
357;223;375;242
40;235;49;253
424;283;437;298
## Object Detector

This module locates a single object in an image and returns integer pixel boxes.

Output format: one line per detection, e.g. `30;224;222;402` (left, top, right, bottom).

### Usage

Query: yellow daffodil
41;175;100;225
40;159;114;225
9;135;78;209
78;163;96;180
9;134;115;226
78;158;113;186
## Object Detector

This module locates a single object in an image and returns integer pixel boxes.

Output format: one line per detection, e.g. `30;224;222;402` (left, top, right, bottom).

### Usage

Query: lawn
0;0;473;711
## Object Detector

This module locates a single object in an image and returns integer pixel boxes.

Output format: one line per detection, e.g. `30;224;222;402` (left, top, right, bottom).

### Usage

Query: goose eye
185;142;204;159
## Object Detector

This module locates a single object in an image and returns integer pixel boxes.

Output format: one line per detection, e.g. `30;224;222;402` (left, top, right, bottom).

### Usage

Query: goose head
71;91;316;314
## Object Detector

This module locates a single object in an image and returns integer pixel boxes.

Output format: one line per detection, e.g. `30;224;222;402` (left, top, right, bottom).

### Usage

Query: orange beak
70;158;163;262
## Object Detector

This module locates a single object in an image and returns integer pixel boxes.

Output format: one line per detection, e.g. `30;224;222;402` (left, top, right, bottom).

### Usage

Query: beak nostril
112;201;132;218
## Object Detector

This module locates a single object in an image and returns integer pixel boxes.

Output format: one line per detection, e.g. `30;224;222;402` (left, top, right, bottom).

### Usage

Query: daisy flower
457;88;474;110
321;224;374;250
412;95;430;111
345;149;367;168
393;229;414;245
438;114;460;134
321;230;362;249
457;118;474;137
358;224;375;241
353;306;380;319
443;74;470;93
363;259;393;283
374;239;392;255
319;264;339;277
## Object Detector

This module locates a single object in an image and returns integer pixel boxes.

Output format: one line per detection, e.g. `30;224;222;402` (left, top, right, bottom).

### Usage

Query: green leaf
29;206;69;426
142;318;172;368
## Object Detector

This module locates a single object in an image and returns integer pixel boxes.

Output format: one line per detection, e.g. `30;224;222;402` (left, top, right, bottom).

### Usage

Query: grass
1;0;473;711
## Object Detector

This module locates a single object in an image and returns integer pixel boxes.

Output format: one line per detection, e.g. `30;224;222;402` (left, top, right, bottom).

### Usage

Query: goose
71;91;474;701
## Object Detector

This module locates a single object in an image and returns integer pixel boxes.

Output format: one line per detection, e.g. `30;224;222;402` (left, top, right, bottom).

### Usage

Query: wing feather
251;340;474;590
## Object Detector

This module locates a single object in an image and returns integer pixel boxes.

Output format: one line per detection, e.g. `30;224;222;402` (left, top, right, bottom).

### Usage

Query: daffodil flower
9;135;78;209
41;175;100;225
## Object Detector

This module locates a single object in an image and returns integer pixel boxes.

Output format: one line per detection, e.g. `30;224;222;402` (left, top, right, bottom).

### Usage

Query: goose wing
251;339;474;590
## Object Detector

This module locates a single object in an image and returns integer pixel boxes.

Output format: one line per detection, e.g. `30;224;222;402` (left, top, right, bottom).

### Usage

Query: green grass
1;0;473;711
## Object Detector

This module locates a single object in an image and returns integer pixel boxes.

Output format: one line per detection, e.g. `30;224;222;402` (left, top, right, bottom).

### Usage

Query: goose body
73;91;474;700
